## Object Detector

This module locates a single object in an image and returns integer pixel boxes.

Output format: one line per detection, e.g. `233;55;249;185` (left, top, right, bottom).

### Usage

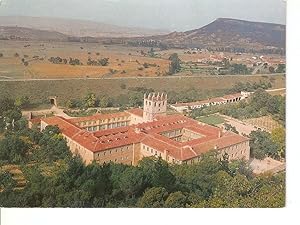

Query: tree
0;171;17;192
168;53;181;75
164;191;187;208
269;66;275;73
271;127;285;159
0;134;30;163
15;96;30;109
224;123;239;134
250;89;271;111
0;97;14;115
139;157;176;191
36;125;71;163
249;130;279;159
138;187;168;208
119;167;147;198
275;64;285;73
84;93;97;108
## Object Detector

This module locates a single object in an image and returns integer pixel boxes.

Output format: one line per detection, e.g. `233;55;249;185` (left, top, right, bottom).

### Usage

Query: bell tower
143;92;167;122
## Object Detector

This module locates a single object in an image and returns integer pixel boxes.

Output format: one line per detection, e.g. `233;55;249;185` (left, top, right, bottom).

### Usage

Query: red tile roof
68;111;130;123
40;111;249;161
126;108;144;118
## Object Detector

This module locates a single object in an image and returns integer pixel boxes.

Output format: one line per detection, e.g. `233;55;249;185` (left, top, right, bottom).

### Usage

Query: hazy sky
0;0;286;31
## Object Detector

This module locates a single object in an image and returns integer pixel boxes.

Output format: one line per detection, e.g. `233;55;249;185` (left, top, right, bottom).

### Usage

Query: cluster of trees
249;128;285;160
87;57;109;66
190;89;285;125
0;125;71;165
48;57;82;66
143;62;157;68
0;97;27;132
0;149;285;207
48;56;68;65
229;63;250;75
230;80;272;92
128;40;170;50
66;93;113;109
65;87;156;109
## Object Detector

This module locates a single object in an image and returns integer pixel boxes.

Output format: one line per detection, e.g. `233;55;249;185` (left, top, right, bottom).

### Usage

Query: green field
197;114;225;125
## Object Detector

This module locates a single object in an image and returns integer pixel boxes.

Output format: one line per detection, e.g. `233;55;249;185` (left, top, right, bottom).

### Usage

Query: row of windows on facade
96;146;130;157
85;122;128;131
79;117;130;126
100;157;131;164
142;144;179;164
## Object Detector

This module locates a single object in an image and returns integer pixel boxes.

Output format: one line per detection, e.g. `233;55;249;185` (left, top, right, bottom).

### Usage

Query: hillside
0;16;168;38
0;26;69;41
131;18;286;52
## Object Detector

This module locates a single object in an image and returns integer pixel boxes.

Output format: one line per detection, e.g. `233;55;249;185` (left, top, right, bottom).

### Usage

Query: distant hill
130;18;286;53
0;26;69;41
0;16;168;38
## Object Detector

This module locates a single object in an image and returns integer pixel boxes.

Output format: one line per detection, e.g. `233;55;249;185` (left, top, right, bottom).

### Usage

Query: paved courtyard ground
216;113;258;135
250;157;285;174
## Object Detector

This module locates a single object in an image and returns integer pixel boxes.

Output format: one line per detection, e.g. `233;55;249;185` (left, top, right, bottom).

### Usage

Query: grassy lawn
197;114;225;125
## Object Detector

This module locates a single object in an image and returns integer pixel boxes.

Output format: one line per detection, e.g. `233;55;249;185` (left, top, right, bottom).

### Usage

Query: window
115;149;118;153
110;150;112;154
151;149;153;153
104;152;106;156
155;151;157;155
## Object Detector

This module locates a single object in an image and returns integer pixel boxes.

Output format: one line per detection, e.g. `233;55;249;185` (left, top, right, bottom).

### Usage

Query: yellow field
0;40;169;79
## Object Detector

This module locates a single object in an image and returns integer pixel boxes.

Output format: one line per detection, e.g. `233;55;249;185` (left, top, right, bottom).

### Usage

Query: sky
0;0;286;31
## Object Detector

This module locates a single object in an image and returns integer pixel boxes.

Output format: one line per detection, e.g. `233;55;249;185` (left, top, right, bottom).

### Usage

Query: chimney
164;149;168;160
218;130;222;138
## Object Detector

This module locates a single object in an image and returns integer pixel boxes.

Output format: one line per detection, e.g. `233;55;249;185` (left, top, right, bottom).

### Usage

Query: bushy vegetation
87;57;109;66
230;80;272;92
190;89;285;125
0;148;285;207
48;56;82;66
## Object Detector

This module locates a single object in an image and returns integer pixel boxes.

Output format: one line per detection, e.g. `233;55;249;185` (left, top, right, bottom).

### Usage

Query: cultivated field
0;40;286;79
0;40;170;79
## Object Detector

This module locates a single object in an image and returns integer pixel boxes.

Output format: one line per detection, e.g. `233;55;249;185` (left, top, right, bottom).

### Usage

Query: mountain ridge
0;16;168;38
